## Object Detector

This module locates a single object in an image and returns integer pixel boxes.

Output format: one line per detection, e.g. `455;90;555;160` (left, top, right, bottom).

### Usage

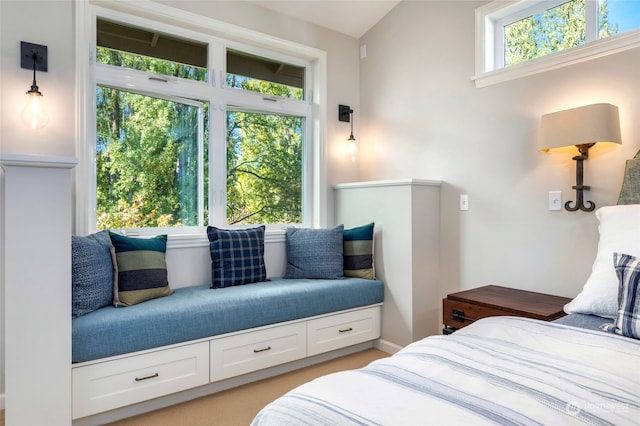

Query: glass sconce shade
22;89;48;130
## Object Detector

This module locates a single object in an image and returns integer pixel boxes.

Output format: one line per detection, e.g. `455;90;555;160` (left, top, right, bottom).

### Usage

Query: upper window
97;18;208;82
227;49;305;101
474;0;640;87
86;9;318;235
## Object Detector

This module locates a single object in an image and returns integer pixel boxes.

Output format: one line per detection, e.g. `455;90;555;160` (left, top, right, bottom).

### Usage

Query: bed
252;204;640;425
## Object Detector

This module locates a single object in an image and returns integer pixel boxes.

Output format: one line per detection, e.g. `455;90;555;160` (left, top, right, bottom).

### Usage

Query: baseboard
72;342;376;426
0;392;4;410
374;338;402;354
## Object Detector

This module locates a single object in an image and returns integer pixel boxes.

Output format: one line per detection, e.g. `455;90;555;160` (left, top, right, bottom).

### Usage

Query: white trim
163;228;286;250
374;338;402;355
333;179;442;190
0;154;78;169
0;393;4;410
473;0;640;88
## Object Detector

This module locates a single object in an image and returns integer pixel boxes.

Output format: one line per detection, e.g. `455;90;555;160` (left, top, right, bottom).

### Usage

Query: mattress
72;277;383;363
252;316;640;425
553;312;611;330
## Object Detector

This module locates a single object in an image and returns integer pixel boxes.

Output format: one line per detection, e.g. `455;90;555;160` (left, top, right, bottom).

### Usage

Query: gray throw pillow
72;230;114;318
284;225;344;279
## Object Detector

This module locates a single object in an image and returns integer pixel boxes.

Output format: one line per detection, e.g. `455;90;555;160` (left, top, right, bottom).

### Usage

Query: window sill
165;228;287;249
472;28;640;89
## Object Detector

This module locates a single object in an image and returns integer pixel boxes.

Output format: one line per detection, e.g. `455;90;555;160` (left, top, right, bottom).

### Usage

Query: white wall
359;0;640;302
0;0;362;411
0;0;76;157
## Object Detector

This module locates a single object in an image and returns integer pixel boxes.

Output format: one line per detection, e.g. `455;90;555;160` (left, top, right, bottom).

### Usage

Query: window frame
473;0;640;88
75;1;327;244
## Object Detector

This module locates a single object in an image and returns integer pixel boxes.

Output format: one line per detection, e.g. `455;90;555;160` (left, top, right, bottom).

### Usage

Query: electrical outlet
460;194;469;211
549;191;562;211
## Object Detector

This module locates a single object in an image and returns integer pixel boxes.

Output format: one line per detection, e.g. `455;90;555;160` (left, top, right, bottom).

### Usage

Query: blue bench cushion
72;277;384;363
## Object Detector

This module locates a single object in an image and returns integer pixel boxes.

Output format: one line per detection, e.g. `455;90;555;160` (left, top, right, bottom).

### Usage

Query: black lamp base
565;144;595;212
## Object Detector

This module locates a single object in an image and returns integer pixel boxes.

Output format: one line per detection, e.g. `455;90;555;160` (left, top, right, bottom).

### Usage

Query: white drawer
307;306;381;356
210;322;306;381
72;342;209;419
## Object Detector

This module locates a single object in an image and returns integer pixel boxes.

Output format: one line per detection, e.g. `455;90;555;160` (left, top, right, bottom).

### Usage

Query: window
226;110;303;225
474;0;640;87
95;86;207;229
81;6;323;237
97;18;208;82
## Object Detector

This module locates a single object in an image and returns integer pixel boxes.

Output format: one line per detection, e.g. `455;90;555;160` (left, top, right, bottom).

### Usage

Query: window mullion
209;105;228;227
585;0;599;42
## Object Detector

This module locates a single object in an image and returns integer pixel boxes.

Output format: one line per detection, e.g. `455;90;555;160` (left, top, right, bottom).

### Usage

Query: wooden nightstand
442;285;572;334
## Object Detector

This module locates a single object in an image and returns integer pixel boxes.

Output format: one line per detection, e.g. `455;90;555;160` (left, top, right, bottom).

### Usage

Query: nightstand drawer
443;299;520;328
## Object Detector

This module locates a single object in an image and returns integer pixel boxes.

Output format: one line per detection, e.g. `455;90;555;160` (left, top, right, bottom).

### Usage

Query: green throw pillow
109;232;173;306
343;223;375;279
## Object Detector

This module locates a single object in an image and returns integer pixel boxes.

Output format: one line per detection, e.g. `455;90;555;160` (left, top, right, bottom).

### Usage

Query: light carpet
106;348;388;426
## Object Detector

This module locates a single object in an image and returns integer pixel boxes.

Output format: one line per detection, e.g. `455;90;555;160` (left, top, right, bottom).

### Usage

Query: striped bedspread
251;317;640;425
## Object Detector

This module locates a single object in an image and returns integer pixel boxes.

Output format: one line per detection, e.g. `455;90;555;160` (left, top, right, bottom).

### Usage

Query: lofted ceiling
249;0;401;38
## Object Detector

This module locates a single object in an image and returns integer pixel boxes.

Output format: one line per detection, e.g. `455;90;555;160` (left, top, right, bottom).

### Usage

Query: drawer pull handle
339;327;353;333
134;372;159;382
253;346;272;353
452;309;477;323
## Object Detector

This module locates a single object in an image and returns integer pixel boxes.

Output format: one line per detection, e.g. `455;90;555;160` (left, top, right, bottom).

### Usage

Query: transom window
474;0;640;87
88;11;315;234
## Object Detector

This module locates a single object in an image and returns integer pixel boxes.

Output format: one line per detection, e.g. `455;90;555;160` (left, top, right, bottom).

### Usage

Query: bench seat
72;277;384;363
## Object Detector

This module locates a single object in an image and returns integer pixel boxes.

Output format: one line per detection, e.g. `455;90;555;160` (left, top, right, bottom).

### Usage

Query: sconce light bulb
347;136;357;163
21;90;48;130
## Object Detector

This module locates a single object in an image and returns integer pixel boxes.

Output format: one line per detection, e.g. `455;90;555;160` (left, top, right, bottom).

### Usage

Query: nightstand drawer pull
134;372;159;382
452;309;477;323
338;327;353;333
253;346;272;353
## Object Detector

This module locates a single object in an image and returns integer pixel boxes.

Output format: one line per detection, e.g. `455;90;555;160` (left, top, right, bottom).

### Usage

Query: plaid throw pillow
207;226;267;288
603;253;640;339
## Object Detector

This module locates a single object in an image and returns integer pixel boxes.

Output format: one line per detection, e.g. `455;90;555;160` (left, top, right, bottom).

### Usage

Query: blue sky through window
605;0;640;34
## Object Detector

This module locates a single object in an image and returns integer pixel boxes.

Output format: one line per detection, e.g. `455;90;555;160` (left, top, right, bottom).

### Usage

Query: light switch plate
549;191;562;211
460;194;469;211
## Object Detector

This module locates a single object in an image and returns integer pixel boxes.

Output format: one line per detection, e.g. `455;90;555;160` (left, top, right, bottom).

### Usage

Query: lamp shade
539;103;621;151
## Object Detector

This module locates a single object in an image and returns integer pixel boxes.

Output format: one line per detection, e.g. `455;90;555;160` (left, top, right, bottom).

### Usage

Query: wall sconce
20;41;49;130
339;104;357;162
539;103;621;212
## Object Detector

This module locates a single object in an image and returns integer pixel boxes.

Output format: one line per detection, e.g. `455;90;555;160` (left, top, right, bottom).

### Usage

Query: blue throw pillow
343;223;375;279
72;231;114;318
109;232;172;306
604;252;640;339
284;225;344;279
207;226;267;288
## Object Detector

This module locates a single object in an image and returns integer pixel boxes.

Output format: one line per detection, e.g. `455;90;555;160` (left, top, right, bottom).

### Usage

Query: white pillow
564;204;640;319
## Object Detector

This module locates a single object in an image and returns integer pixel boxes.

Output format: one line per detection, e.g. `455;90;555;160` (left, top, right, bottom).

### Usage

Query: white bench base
73;304;381;423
